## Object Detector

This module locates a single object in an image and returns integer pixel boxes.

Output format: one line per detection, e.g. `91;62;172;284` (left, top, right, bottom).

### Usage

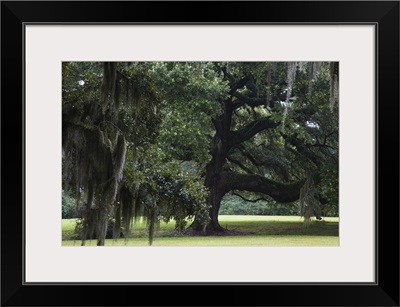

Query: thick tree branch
236;146;262;167
281;133;321;167
232;192;269;203
221;171;306;203
226;155;255;175
230;76;251;94
221;66;251;94
229;117;279;148
232;92;269;109
235;146;289;180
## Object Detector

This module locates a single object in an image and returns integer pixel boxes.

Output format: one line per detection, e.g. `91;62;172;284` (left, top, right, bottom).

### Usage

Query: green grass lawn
62;215;339;246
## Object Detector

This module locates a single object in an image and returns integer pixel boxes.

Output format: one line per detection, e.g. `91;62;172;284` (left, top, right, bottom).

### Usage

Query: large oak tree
152;62;339;231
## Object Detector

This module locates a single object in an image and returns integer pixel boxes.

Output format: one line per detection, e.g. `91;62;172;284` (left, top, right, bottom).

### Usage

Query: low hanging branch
229;117;278;148
221;170;306;203
231;92;269;109
232;192;269;203
226;155;256;175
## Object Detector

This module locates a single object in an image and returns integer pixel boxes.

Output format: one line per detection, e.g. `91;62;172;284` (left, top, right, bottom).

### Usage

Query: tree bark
96;208;109;246
200;136;229;231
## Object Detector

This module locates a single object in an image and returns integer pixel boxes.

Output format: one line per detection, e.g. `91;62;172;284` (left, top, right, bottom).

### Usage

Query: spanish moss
63;62;163;245
329;62;339;111
281;62;297;130
299;176;322;224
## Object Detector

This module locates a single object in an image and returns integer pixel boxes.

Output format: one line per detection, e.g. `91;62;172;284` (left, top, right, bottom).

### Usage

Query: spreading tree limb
221;171;306;203
229;117;278;148
232;192;270;203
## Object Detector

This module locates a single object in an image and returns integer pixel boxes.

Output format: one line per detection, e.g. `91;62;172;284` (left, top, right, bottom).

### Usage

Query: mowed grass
62;215;339;246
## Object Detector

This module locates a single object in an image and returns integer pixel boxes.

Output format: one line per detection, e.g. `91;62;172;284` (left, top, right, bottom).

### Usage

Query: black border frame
1;1;399;306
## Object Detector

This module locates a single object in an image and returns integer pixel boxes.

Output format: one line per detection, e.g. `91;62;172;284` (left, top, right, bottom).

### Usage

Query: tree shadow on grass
184;220;338;237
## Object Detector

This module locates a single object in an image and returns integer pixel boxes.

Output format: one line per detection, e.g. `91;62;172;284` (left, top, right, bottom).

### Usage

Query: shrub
62;191;80;219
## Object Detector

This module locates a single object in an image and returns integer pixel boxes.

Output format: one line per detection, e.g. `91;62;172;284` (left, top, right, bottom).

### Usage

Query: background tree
62;62;162;245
